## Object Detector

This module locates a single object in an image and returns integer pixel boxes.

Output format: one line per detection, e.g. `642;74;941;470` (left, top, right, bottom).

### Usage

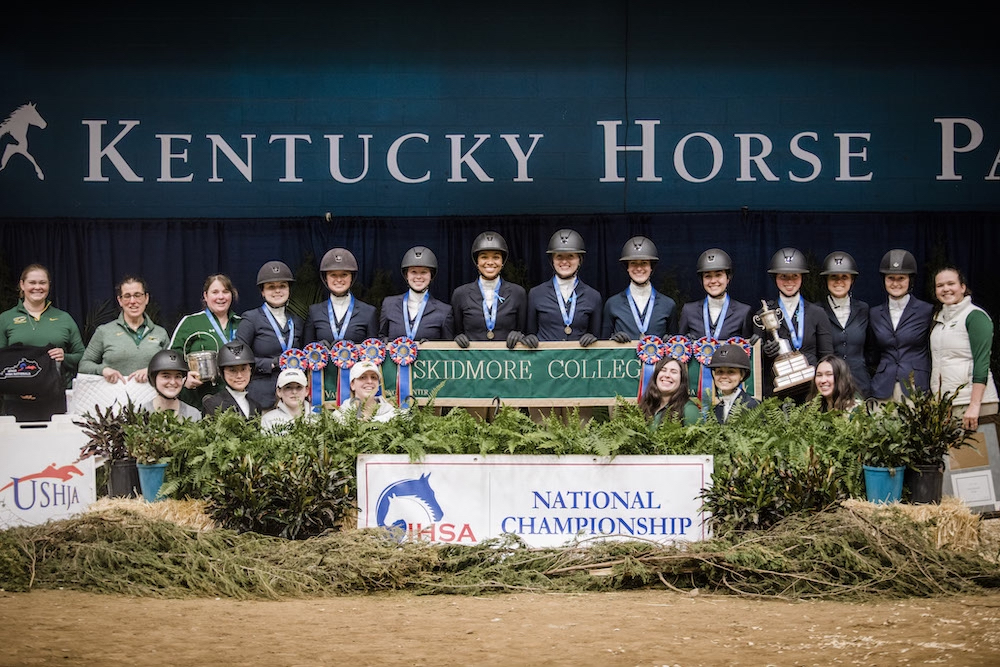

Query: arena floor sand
3;588;1000;666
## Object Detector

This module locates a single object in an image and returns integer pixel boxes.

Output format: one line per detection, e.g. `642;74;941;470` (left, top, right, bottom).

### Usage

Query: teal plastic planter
136;463;169;502
863;465;905;504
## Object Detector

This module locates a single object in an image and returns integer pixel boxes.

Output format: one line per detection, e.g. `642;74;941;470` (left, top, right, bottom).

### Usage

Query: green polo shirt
0;301;85;385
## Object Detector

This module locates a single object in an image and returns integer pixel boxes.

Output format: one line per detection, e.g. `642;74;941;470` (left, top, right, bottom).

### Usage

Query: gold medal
564;325;573;335
486;330;495;340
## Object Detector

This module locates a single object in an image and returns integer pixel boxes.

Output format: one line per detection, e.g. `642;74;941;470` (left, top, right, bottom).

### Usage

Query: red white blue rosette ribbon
278;348;307;371
302;342;330;412
694;337;720;417
693;337;720;366
358;338;387;398
388;336;419;407
636;335;667;400
664;335;693;364
358;337;387;364
330;340;358;406
726;336;753;357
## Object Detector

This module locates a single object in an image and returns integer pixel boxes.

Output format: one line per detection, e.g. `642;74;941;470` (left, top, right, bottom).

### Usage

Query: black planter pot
107;458;141;498
904;463;944;504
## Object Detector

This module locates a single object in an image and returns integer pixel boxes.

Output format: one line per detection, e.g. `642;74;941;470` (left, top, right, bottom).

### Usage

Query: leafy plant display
124;410;182;465
895;381;975;467
75;400;146;461
145;395;891;540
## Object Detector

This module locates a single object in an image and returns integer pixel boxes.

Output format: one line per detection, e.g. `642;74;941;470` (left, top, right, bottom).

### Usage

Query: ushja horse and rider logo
0;102;47;180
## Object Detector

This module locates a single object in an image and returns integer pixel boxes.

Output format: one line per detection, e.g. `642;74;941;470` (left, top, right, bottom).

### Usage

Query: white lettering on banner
598;120;661;182
834;133;872;181
415;358;534;381
598;120;875;183
735;133;779;182
500;134;544;182
546;358;640;380
325;134;372;184
936;117;984;181
70;117;1000;188
674;132;724;183
789;132;822;182
356;455;712;547
447;134;493;182
269;134;311;182
387;133;430;183
155;134;193;182
208;134;255;182
83;120;144;182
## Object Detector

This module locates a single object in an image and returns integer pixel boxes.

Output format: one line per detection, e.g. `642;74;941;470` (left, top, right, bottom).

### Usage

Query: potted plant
857;404;911;503
124;410;179;502
895;381;975;504
75;401;145;498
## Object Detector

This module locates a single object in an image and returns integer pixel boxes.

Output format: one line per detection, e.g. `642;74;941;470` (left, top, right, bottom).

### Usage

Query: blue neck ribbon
261;305;293;352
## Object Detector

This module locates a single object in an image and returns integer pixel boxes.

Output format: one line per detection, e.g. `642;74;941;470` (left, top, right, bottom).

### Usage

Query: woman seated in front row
639;355;700;427
807;354;859;413
333;360;398;423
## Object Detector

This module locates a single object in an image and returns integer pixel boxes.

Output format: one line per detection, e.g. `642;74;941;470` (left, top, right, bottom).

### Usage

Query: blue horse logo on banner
375;473;444;538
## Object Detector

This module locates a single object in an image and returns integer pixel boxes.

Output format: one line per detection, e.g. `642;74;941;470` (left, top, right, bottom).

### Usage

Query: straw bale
841;497;980;551
85;498;217;532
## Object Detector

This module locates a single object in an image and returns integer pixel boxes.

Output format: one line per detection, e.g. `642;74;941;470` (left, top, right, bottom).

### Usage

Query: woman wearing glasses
79;275;169;384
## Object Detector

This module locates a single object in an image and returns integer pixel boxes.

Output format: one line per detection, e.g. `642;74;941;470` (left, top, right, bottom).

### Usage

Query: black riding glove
522;334;539;348
610;331;632;344
579;333;598;347
454;334;470;349
506;330;524;349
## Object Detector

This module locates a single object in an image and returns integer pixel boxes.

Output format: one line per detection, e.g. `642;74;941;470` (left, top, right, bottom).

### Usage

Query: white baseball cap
276;368;308;388
349;360;382;383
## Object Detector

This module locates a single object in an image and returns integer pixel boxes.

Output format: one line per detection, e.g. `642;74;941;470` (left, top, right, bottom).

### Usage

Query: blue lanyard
403;291;429;339
702;295;730;339
553;276;578;331
778;295;805;350
478;278;502;333
203;308;235;343
261;305;293;352
626;286;656;336
327;294;355;342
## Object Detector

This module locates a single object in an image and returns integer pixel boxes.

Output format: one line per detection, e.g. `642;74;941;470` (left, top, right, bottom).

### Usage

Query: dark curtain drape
2;212;998;344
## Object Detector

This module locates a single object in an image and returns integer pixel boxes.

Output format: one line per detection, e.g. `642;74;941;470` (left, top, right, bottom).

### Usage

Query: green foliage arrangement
124;410;182;465
146;396;887;540
895;381;975;467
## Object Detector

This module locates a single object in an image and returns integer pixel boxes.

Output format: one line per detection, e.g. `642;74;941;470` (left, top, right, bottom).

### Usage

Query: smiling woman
929;265;999;431
78;275;168;385
0;263;85;420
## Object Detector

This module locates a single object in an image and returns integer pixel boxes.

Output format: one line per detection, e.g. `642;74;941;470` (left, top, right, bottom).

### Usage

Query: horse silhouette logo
1;357;41;379
0;102;47;180
375;473;444;538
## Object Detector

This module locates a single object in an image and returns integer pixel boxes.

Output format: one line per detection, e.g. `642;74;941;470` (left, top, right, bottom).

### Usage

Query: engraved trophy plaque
753;300;815;392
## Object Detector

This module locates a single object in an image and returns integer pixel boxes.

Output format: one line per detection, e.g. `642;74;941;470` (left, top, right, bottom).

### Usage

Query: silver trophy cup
753;300;815;393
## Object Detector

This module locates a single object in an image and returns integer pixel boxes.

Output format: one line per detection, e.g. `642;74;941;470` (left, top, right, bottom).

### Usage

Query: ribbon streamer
635;335;667;400
330;340;358;406
303;342;330;413
694;337;720;417
388;336;419;408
